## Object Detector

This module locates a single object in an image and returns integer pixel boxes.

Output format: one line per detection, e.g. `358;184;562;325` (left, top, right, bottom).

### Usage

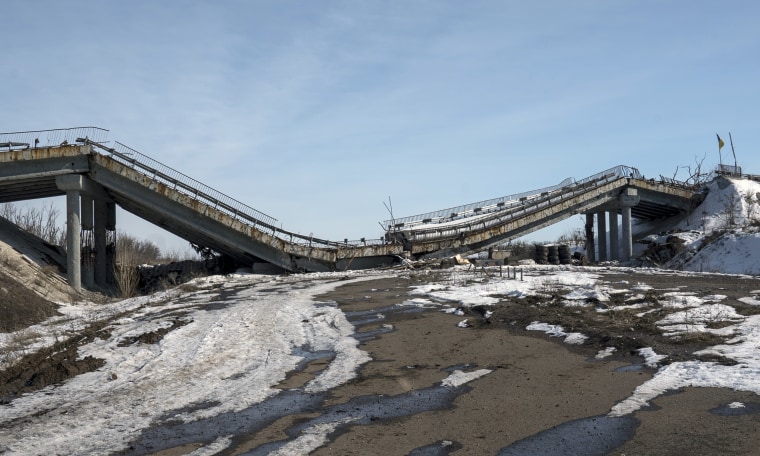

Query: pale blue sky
3;1;759;252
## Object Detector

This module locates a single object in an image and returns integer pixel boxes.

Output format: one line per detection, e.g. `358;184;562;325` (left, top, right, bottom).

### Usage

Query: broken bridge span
0;127;702;291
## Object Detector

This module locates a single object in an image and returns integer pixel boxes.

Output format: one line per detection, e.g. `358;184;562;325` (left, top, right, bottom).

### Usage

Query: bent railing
0;126;109;150
0;127;694;257
383;165;644;231
83;139;384;249
385;164;694;244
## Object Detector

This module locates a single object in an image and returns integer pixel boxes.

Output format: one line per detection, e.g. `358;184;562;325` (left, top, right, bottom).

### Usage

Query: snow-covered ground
636;176;760;274
2;176;760;454
2;263;760;454
1;272;396;454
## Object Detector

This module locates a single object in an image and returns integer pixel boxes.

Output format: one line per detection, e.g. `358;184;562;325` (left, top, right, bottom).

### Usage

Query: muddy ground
305;270;760;455
3;268;760;454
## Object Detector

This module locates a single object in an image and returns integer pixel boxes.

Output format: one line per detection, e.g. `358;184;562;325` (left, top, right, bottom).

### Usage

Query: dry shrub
113;234;141;298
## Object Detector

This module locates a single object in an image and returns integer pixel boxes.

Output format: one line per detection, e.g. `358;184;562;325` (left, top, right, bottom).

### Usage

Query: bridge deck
0;127;701;272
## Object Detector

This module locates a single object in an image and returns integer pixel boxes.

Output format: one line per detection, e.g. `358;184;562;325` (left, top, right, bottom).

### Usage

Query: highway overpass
0;127;702;291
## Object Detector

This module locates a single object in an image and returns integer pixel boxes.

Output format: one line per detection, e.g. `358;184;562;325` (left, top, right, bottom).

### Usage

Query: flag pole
716;133;724;166
729;132;738;175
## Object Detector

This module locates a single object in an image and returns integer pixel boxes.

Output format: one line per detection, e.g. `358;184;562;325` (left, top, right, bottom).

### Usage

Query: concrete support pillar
65;190;82;292
106;201;116;286
585;213;595;263
621;206;632;261
619;188;640;262
609;211;619;261
81;196;94;230
94;197;108;288
596;211;607;262
57;174;112;292
81;196;94;288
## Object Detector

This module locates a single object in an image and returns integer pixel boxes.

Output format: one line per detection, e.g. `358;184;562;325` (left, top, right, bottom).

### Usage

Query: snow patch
441;369;493;387
527;322;588;345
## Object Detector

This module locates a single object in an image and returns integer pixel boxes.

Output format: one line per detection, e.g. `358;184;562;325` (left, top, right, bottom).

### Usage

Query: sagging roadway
0;127;702;291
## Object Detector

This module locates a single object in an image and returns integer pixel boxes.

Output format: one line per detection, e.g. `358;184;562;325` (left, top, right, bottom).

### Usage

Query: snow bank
0;273;380;455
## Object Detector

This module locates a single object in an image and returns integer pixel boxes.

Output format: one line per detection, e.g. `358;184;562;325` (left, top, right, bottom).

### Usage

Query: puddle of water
241;381;472;455
408;439;463;455
710;402;760;416
354;326;394;343
497;414;639;456
349;314;388;327
442;363;479;373
344;305;399;318
614;364;645;373
288;347;335;372
122;389;329;455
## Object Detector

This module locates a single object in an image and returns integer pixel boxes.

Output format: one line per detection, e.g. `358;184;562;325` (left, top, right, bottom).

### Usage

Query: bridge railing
108;141;281;231
391;165;656;243
385;165;643;233
0;127;109;150
382;177;577;231
87;140;379;249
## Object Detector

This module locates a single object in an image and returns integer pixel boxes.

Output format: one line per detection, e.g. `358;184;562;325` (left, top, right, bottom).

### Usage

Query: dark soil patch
0;323;110;404
117;318;190;346
0;269;61;332
456;270;760;367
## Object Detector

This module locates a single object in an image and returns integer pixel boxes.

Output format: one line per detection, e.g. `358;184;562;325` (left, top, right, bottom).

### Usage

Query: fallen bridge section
0;127;702;292
385;166;701;261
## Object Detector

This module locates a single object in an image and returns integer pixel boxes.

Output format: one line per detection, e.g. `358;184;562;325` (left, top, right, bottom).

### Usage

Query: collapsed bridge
0;127;702;291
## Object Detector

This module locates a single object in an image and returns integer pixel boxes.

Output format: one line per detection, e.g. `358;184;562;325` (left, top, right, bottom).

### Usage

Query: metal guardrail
386;164;692;243
397;176;607;241
108;141;280;230
383;177;576;230
717;164;743;176
0;127;692;253
0;127;382;250
385;165;644;230
0;127;108;150
85;139;382;249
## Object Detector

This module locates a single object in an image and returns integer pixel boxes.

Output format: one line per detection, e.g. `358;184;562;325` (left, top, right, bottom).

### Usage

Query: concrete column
106;201;116;230
56;174;112;292
80;195;94;288
65;190;82;292
106;201;116;286
94;197;108;288
619;188;640;262
81;196;94;230
621;206;632;261
585;213;595;263
596;211;607;262
609;211;619;261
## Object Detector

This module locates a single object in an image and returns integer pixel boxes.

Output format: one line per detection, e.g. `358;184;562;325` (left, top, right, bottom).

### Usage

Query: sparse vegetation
113;233;143;298
672;153;711;187
0;202;66;246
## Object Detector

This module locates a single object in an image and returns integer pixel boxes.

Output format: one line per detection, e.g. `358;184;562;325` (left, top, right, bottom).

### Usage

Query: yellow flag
717;134;725;150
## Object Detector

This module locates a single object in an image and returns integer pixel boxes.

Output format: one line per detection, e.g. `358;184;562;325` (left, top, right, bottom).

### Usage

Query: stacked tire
534;244;548;264
558;244;572;265
547;245;560;265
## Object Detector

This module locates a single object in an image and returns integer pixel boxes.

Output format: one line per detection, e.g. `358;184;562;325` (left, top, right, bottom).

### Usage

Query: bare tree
744;192;759;223
673;153;710;187
720;192;738;228
115;235;162;265
0;202;66;246
113;233;142;298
